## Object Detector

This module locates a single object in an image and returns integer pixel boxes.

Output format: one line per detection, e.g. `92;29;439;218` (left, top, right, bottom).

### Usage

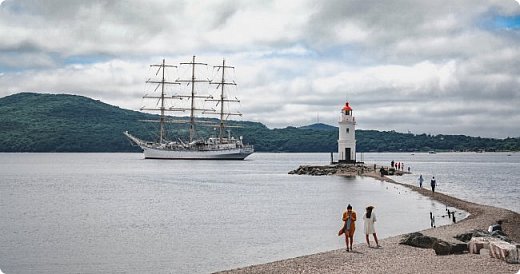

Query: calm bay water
0;152;516;273
360;152;520;213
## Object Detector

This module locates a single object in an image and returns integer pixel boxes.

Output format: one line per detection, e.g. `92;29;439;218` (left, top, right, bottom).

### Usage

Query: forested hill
0;92;519;152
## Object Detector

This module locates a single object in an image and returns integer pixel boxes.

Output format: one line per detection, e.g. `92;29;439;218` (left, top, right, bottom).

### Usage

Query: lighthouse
338;101;356;162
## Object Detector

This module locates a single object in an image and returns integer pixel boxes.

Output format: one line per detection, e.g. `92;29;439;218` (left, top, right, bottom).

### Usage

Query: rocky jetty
288;164;410;176
288;164;373;176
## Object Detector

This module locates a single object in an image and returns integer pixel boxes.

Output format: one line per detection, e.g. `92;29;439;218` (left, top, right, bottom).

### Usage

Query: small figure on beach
338;204;357;252
407;166;410;172
363;206;380;248
431;176;437;193
391;160;394;168
488;220;503;233
418;175;424;188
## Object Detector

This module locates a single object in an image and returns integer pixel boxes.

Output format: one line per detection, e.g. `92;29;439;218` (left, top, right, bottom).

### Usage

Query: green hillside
0;92;519;152
0;93;148;152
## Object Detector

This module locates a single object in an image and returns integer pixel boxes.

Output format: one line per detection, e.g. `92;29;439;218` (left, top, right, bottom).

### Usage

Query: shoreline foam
218;170;520;274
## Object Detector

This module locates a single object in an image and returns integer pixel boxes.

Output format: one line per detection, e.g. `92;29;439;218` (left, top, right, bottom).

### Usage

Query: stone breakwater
288;164;372;176
288;164;407;176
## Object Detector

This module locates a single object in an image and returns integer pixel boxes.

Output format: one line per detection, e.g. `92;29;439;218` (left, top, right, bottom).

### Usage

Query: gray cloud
0;0;519;138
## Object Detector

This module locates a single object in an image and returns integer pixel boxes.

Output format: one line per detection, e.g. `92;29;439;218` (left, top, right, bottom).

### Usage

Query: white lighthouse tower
338;101;356;162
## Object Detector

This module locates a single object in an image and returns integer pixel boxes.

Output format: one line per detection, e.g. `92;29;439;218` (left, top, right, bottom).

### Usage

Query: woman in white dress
363;206;380;248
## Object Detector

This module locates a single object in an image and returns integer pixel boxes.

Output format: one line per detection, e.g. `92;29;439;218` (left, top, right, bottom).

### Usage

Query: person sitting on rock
488;220;503;233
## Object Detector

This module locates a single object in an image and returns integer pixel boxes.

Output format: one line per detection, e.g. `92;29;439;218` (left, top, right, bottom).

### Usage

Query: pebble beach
218;171;520;274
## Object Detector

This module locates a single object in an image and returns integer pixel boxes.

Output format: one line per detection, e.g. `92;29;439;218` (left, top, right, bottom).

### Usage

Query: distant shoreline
218;170;520;274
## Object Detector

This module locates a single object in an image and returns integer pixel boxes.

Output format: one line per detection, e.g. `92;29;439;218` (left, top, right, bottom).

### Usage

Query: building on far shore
338;101;356;163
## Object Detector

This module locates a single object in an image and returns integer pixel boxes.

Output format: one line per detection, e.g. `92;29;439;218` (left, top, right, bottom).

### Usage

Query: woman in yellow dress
340;204;356;251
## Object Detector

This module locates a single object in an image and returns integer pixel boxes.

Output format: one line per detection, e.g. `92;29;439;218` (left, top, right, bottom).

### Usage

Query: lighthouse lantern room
338;101;356;162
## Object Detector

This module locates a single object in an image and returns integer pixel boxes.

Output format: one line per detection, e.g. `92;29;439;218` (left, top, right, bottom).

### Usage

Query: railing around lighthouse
339;115;356;124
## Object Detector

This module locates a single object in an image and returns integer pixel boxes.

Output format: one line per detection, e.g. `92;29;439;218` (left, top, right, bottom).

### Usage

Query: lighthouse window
346;128;350;134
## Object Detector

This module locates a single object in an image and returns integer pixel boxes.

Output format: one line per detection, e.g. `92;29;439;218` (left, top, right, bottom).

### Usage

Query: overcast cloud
1;0;519;138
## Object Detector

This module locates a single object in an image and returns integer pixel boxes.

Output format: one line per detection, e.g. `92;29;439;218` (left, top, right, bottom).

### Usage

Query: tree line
1;93;519;152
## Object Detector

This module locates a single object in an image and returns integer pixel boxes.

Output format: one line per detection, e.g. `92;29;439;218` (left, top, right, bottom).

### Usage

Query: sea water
0;152;515;273
361;152;520;213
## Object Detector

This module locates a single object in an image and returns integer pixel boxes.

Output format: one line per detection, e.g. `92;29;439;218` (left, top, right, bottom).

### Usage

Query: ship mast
208;59;241;142
176;55;213;143
141;59;179;143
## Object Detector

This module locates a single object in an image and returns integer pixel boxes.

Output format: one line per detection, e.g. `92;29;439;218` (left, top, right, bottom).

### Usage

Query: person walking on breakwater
431;176;437;193
363;206;380;248
418;174;424;188
338;204;357;251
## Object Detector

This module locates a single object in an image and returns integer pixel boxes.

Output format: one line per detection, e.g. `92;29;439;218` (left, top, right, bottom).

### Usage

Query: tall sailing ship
124;56;254;160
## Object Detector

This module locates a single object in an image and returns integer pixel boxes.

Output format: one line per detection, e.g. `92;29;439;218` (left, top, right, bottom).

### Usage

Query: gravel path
217;172;520;274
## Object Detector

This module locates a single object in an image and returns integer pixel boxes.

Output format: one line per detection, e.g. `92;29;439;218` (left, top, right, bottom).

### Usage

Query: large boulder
399;232;437;248
454;229;489;242
432;241;451;255
490;230;513;243
454;229;512;244
433;240;468;255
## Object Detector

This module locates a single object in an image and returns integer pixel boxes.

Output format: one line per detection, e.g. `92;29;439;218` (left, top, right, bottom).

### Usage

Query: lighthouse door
345;148;351;161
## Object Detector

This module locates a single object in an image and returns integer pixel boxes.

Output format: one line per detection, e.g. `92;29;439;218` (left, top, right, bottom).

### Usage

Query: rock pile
400;230;519;263
455;229;513;243
288;164;372;176
399;232;467;254
458;230;519;264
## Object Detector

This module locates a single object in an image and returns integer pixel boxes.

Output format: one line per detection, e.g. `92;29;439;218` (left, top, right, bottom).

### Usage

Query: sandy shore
218;171;520;274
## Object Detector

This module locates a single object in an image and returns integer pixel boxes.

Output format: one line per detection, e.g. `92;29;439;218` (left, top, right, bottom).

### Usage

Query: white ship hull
142;146;253;160
124;131;253;160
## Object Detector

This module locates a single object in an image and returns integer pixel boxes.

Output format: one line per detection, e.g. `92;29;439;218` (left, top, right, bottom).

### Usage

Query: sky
0;0;519;138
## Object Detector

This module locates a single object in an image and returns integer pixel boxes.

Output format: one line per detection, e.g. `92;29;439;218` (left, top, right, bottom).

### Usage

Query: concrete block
489;240;519;264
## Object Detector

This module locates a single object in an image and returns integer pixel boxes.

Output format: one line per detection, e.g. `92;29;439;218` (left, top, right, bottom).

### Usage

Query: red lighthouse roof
342;102;353;111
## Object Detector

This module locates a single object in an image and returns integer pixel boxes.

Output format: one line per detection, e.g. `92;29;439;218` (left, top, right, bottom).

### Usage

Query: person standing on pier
363;206;380;248
431;176;437;193
418;174;424;188
341;204;357;252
